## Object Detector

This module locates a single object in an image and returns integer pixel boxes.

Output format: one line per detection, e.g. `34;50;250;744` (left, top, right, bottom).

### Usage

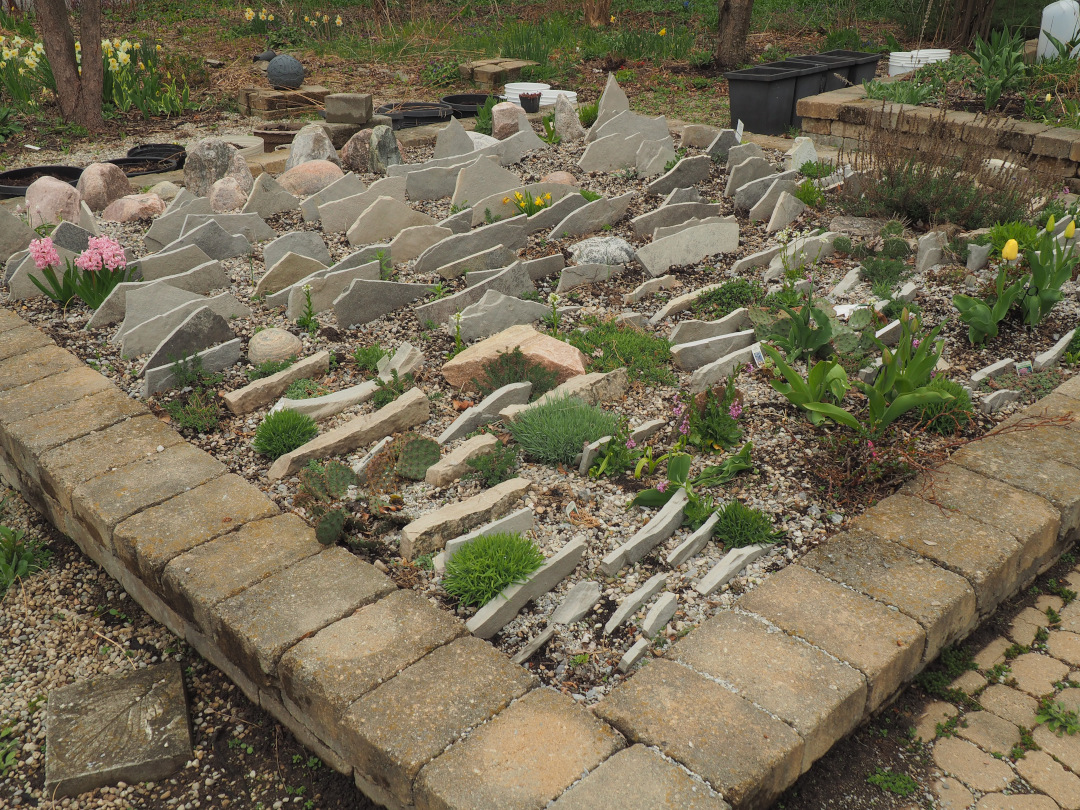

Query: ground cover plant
442;532;545;607
508;396;619;465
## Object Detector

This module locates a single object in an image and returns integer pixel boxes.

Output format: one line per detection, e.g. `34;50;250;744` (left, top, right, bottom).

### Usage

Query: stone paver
933;736;1015;793
340;636;536;807
934;777;976;810
976;794;1061;810
980;684;1039;729
596;659;804;810
211;547;395;685
1011;607;1051;645
415;688;625;810
1010;654;1070;698
976;638;1014;670
0;366;110;429
1047;631;1080;667
914;700;959;742
952;670;989;695
956;710;1021;757
1017;751;1080;810
549;744;730;809
1034;724;1080;773
0;344;80;393
738;565;925;712
671;610;866;770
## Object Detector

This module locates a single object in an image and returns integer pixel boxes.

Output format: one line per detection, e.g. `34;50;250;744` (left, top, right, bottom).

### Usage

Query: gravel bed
6;120;1080;708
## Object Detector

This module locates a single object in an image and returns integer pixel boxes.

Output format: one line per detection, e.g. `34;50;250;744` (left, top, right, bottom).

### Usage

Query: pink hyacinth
625;437;637;450
729;401;743;419
656;480;668;493
679;417;689;435
75;235;127;274
29;237;61;271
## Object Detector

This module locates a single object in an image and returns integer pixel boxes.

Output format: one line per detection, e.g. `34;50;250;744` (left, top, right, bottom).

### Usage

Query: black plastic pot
766;59;829;128
723;65;800;136
441;93;498;118
519;93;541;114
127;143;186;169
106;156;180;177
0;165;82;199
818;49;884;84
788;54;857;91
376;101;454;130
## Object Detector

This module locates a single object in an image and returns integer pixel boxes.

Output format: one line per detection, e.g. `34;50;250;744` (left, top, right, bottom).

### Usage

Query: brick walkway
910;565;1080;809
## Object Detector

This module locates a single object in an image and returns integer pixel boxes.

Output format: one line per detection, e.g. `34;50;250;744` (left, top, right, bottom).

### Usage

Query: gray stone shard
263;230;332;270
414;219;527;275
160;219;251;260
139;305;234;375
556;263;615;293
735;170;798;215
645;154;712;196
142;339;241;397
434;117;476;160
300;172;368;222
438;382;533;444
179;212;274;243
333;279;436;328
551;581;602;625
635;221;740;277
122;292;250;358
136;244;213;282
414;262;534;325
453;289;550;342
548;192;634;241
242;172;300;219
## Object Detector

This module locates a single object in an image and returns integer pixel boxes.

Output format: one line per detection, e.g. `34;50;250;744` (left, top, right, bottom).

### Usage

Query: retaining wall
3;305;1080;809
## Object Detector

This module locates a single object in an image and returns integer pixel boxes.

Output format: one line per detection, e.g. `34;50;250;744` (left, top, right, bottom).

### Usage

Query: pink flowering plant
588;418;643;479
29;235;135;309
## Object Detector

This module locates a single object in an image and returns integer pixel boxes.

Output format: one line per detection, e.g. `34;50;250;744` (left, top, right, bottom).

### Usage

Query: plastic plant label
735;119;744;142
1015;360;1033;377
751;343;765;367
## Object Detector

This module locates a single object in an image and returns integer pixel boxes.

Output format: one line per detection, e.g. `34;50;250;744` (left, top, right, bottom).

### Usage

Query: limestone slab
139;306;233;376
636;222;740;277
424;433;498;488
414;219;528;275
333;279;436;328
600;489;688;575
223;351;330;415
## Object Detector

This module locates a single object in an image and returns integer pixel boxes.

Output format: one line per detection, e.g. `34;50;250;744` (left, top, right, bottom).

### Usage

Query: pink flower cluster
729;401;743;419
75;236;127;274
29;237;61;271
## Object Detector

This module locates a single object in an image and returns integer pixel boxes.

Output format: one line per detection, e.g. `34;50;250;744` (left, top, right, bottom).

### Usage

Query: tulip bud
1067;220;1076;239
1002;238;1019;261
1047;93;1053;103
1047;214;1056;233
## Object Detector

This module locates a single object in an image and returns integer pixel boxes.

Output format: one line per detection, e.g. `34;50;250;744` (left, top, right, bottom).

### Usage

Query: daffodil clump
100;38;192;118
0;35;52;110
504;190;552;217
242;8;344;40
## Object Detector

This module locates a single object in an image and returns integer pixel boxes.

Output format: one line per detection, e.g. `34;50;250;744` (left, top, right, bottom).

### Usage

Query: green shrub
881;237;911;259
247;356;296;381
354;344;389;377
0;523;50;596
793;178;825;208
990;220;1040;254
690;279;764;320
566;317;675;385
832;235;854;254
713;500;783;549
164;389;219;434
918;376;972;435
467;442;520;486
866;768;917;797
509;396;618;465
442;532;545;607
284;378;330;400
253;408;319;459
578;101;599;128
471;347;559;402
860;256;908;295
799;159;835;179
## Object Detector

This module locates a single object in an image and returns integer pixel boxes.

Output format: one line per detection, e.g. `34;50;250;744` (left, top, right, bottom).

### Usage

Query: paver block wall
797;86;1080;178
2;305;1079;810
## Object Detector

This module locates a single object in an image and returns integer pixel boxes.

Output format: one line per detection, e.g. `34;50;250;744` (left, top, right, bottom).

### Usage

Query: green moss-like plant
442;532;545;607
253;408;319;459
690;279;764;320
918;376;972;435
566;316;675;385
246;356;296;381
713;500;783;549
284;378;330;400
471;347;558;403
508;396;618;466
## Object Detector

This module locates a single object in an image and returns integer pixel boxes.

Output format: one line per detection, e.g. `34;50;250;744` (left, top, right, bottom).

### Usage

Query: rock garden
5;69;1080;710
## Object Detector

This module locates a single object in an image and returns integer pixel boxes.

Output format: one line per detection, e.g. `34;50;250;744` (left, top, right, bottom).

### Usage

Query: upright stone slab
767;191;809;234
784;136;818;171
347;195;436;245
137;244;213;282
589;72;630;138
179;213;274;243
139;306;234;375
161;219;250;260
122;292;250;358
0;205;35;264
333;279;436;327
454;289;550;341
724;156;775;197
86;262;230;330
725;141;765;166
578;133;645;173
414;219;527;275
548;192;634;241
300;171;369;221
450;156;521;208
143;198;213;252
254;252;328;297
242;172;300;218
735;170;798;215
318;177;407;233
706;129;740;158
630;202;724;238
636;221;740;277
44;661;192;799
414;262;534;325
554;92;586;142
636;139;679;177
434;117;475;160
263;231;332;270
437;244;516;280
389;225;452;263
646;154;712;196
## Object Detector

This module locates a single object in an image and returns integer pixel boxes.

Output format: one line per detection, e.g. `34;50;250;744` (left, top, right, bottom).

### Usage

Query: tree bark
583;0;612;28
715;0;754;71
37;0;104;131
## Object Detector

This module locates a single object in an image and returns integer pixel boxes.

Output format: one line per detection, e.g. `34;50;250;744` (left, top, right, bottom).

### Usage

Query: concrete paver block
933;736;1016;793
0;344;80;393
596;659;804;810
0;366;110;428
913;700;958;742
979;684;1039;729
956;710;1020;757
976;793;1060;810
415;688;625;810
212;547;395;686
671;610;866;771
0;323;52;361
1017;750;1080;809
1010;653;1070;698
738;565;925;713
1047;630;1080;667
339;636;536;807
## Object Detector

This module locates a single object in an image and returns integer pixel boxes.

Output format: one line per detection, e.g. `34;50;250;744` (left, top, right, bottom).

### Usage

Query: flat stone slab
600;489;688;575
425;432;498;488
597;658;804;810
551;580;601;625
416;688;624;810
45;661;192;799
333;279;436;328
636;222;740;277
605;573;667;635
223;351;330;415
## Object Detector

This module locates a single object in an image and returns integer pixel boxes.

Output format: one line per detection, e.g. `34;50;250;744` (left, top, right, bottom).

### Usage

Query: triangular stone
300;171;368;222
137;244;213;281
139;305;234;375
161;219;251;260
346;195;436;245
333;279;436;327
285;261;381;318
121;291;250;357
115;284;204;342
434;117;475;160
589;73;630;141
263;230;332;269
0;206;36;265
242;172;300;218
319;176;407;233
451;157;521;208
254;251;328;297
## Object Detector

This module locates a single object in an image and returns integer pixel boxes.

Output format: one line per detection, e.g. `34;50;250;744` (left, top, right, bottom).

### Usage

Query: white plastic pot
1038;0;1080;60
887;49;951;76
503;82;550;96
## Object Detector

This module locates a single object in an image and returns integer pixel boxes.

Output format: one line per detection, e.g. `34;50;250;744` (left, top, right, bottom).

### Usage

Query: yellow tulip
1047;214;1056;233
1067;220;1076;239
658;27;666;36
1002;238;1019;261
502;197;510;204
1047;93;1053;103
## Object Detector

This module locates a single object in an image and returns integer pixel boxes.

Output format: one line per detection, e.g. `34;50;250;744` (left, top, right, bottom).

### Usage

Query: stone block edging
2;305;1078;809
796;85;1080;178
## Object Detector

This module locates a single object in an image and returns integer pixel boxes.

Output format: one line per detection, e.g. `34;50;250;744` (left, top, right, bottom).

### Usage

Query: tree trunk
37;0;104;131
715;0;754;71
583;0;612;28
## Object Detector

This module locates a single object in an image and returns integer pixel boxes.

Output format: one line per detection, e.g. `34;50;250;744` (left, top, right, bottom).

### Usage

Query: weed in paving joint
253;409;319;460
1037;699;1080;736
442;532;545;607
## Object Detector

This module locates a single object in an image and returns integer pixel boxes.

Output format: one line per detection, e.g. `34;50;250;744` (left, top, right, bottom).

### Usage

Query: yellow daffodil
1047;93;1053;103
1002;238;1019;261
309;19;316;27
17;67;24;75
120;39;131;50
33;42;43;55
133;41;141;49
335;15;342;26
658;27;666;36
1047;214;1057;232
118;51;130;65
267;14;274;21
610;14;615;22
244;7;255;20
113;38;121;48
304;15;310;21
137;61;144;69
322;14;329;22
258;9;267;20
1067;220;1076;239
74;41;81;51
0;61;6;69
502;197;510;204
534;196;543;205
544;192;551;200
0;36;6;44
515;191;524;200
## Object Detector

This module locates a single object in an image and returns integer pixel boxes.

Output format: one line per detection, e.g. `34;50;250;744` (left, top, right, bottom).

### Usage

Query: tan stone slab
952;670;988;695
933;736;1016;793
980;685;1039;729
70;441;226;554
279;590;466;751
38;414;185;519
0;367;111;430
3;388;148;492
951;427;1080;540
113;474;279;588
596;659;804;810
975;638;1013;671
914;700;959;742
801;528;976;663
934;777;975;810
212;547;395;686
901;463;1060;586
1048;631;1080;667
1010;653;1069;698
1058;600;1080;635
670;610;866;771
339;636;537;807
976;793;1060;810
548;744;731;810
222;350;330;415
957;711;1020;757
737;565;925;712
1010;607;1050;646
424;433;498;488
1033;126;1080;159
0;307;26;332
0;344;80;392
858;494;1024;615
1034;723;1080;773
415;688;625;810
1017;751;1080;809
161;514;323;631
400;476;531;559
0;323;52;361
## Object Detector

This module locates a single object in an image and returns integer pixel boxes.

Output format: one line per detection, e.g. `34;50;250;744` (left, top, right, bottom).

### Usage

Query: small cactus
315;507;347;545
395;435;440;480
299;460;357;504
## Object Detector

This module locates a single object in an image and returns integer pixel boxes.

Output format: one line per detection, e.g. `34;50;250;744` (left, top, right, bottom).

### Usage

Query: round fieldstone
248;328;302;365
569;236;635;265
77;162;133;212
542;171;577;186
267;54;304;90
